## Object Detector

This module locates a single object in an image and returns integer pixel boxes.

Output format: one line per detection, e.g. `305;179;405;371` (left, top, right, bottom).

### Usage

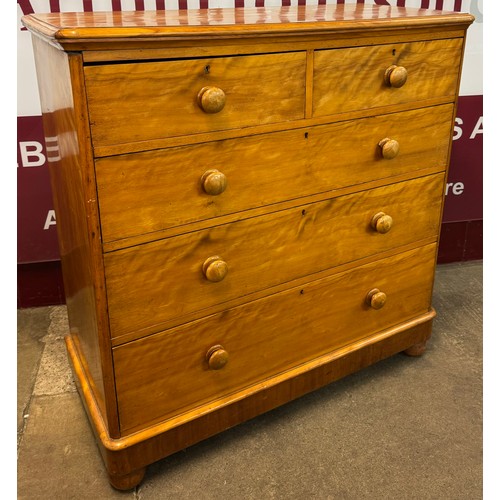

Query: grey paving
17;261;483;499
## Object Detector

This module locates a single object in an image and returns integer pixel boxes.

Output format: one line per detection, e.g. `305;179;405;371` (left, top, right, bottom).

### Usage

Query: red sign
442;95;483;223
17;116;60;263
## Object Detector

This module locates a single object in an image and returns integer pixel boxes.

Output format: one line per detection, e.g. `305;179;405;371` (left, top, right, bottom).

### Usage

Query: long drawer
85;52;306;147
96;105;453;243
313;38;463;117
104;173;444;340
113;243;437;433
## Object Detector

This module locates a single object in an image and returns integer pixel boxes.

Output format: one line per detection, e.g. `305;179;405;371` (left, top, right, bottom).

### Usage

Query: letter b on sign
19;141;46;167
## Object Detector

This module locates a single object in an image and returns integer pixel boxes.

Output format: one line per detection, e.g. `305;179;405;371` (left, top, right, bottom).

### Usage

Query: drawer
104;173;444;340
96;104;453;243
113;243;437;432
313;38;463;117
85;52;306;147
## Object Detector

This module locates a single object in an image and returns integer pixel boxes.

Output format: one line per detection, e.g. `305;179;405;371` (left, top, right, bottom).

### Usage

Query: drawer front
113;243;437;432
313;38;463;117
104;173;444;339
96;105;453;243
85;52;306;147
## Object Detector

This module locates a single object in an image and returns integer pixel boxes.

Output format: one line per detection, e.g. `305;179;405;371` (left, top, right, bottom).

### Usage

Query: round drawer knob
202;255;228;282
378;138;400;160
371;212;393;234
366;288;387;310
197;86;226;114
384;65;408;88
206;345;229;370
201;169;227;196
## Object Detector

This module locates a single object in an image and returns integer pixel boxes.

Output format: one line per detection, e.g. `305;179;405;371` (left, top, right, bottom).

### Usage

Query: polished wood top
22;5;473;50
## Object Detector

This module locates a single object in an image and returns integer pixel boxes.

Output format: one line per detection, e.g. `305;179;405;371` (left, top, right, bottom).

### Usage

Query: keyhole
392;49;396;56
205;65;210;74
304;132;309;139
302;209;306;216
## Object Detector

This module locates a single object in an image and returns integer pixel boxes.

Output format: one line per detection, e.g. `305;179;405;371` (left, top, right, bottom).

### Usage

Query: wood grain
113;243;437;432
96;104;453;244
80;29;468;64
66;311;435;483
23;5;471;489
85;52;306;147
104;173;444;340
31;37;120;437
313;38;463;116
21;6;473;52
92;96;456;158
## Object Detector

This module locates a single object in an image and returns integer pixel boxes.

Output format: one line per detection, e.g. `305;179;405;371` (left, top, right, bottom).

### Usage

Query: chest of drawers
23;5;473;490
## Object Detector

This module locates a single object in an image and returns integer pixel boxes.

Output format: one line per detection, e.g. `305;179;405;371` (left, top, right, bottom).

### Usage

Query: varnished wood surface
92;96;456;158
80;28;467;65
31;37;120;437
313;38;463;116
108;468;146;491
113;243;436;432
21;6;473;51
96;104;453;244
24;5;471;489
104;174;444;340
110;237;437;347
66;310;434;483
102;168;443;255
85;52;306;147
85;37;462;151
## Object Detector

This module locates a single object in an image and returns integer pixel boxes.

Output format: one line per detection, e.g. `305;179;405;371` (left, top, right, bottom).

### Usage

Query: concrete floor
17;260;482;499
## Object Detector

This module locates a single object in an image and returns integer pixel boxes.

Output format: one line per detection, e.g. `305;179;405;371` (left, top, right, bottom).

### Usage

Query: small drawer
85;52;306;147
113;243;437;432
313;38;463;117
104;173;444;340
96;104;453;243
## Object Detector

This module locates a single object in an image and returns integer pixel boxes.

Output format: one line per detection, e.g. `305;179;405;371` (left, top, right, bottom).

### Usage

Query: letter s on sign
453;117;463;141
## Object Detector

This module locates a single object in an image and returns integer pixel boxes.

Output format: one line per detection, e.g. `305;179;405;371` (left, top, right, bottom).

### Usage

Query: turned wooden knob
371;212;393;234
384;65;408;88
378;138;400;159
206;345;229;370
202;256;228;282
201;169;227;196
197;86;226;113
366;288;387;310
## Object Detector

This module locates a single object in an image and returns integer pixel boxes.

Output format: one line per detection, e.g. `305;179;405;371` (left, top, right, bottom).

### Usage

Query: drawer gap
83;49;303;67
312;34;463;52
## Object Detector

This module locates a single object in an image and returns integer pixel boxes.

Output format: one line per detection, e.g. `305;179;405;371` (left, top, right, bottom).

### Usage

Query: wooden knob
384;65;408;88
197;86;226;113
202;256;228;282
371;212;393;234
366;289;387;310
201;169;227;196
206;345;229;370
378;138;400;159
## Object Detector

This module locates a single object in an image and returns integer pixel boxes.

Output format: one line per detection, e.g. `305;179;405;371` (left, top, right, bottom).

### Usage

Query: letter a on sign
44;210;56;230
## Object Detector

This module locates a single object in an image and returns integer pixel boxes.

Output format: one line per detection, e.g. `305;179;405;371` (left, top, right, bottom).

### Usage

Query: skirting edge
65;309;436;479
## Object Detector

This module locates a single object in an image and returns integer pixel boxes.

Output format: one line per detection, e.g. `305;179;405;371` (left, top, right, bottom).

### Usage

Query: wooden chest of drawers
23;5;473;490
